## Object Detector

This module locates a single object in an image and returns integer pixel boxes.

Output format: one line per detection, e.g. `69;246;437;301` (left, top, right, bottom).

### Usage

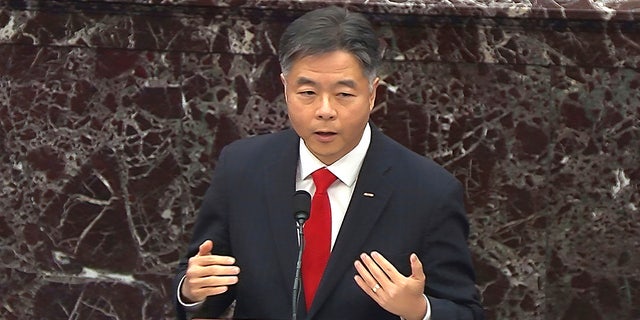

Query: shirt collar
298;123;371;187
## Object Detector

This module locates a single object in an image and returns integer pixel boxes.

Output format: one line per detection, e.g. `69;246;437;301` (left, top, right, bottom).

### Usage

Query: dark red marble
1;1;639;319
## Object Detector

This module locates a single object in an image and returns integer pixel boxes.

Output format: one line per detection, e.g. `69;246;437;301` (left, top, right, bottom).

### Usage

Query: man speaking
174;5;484;320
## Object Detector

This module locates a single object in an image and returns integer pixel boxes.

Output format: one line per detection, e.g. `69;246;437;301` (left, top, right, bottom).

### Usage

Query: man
174;5;484;320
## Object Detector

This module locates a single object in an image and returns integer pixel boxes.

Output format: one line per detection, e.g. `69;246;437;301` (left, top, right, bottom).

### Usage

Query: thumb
409;253;426;281
197;240;213;256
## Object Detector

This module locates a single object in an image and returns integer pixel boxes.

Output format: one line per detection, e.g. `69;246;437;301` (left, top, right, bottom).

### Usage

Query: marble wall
1;0;638;319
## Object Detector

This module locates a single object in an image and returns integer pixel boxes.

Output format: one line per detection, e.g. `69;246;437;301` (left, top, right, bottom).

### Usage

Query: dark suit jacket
174;126;484;320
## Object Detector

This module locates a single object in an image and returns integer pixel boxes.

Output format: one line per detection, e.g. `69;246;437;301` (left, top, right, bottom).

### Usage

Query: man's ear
369;77;380;110
280;73;288;103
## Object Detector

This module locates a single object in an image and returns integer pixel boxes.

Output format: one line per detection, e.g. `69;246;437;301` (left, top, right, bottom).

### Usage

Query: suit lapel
308;128;395;317
262;130;301;300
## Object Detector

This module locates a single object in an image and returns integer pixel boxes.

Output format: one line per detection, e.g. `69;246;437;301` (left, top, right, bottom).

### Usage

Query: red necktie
302;167;337;310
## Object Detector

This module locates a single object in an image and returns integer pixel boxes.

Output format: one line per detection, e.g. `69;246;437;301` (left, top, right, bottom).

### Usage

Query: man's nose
316;95;336;119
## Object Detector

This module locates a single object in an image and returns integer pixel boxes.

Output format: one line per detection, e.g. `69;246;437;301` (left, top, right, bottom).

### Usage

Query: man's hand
354;252;428;320
181;240;240;303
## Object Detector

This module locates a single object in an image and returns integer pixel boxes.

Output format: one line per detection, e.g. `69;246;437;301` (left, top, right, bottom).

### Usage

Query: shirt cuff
423;294;432;320
400;294;431;320
177;275;205;311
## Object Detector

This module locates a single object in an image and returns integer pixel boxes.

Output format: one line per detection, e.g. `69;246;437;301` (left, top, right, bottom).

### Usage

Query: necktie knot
312;168;337;194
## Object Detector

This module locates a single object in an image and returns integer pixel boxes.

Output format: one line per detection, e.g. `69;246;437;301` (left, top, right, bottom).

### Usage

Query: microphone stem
292;221;305;320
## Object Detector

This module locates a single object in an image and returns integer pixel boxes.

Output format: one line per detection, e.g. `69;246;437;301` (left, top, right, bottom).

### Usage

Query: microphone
292;190;311;320
293;190;311;226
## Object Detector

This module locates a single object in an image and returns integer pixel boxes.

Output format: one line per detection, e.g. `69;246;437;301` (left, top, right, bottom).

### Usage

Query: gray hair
278;6;381;83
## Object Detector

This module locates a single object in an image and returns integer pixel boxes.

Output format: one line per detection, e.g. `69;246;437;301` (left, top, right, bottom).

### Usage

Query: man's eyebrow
294;77;358;89
336;79;357;89
296;77;316;86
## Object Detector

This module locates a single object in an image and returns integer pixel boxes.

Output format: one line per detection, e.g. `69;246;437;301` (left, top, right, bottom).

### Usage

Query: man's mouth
316;131;336;136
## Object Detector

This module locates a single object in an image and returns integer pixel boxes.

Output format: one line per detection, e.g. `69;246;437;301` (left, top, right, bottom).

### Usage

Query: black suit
174;126;484;320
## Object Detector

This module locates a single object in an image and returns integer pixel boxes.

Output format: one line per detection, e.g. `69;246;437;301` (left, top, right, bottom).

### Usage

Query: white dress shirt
295;123;371;249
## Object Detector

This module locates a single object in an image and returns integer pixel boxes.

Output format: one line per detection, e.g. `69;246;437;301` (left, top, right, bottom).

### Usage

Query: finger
185;285;230;303
182;271;236;302
189;273;239;288
203;264;240;277
197;240;214;256
187;258;239;280
192;285;230;298
409;253;426;281
354;274;382;303
354;259;377;288
208;273;239;287
185;270;240;300
192;255;237;267
360;253;391;288
370;251;404;283
354;258;389;298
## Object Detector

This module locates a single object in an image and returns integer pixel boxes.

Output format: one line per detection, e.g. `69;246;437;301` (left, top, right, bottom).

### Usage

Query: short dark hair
278;6;381;82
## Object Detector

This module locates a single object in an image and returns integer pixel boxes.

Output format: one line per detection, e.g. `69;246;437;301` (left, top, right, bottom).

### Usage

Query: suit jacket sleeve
423;178;484;320
173;145;237;319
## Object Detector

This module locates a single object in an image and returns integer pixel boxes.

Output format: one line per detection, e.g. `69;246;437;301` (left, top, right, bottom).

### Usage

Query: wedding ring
372;283;380;293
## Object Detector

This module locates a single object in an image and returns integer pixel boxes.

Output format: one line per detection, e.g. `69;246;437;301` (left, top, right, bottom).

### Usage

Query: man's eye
298;91;315;96
338;92;355;98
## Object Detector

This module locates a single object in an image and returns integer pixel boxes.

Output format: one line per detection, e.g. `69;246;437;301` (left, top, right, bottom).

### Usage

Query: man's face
281;50;379;165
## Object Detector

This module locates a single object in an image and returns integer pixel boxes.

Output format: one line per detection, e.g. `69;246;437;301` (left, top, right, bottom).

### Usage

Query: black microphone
292;190;311;320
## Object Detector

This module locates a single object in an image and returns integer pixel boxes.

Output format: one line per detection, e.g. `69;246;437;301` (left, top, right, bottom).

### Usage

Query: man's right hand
181;240;240;303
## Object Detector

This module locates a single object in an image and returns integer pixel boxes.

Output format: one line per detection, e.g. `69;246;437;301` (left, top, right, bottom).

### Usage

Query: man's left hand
354;252;428;320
